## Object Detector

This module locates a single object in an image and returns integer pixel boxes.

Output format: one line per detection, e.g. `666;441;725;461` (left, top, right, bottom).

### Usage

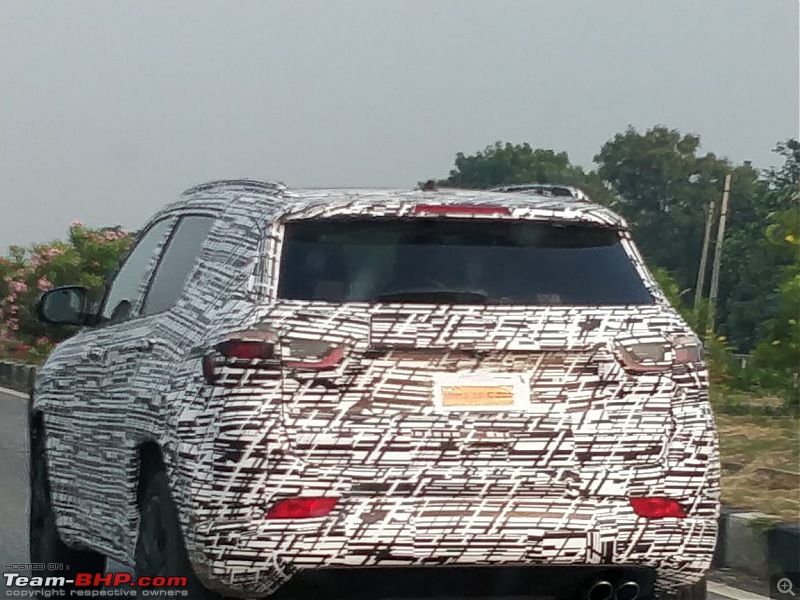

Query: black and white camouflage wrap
33;182;721;598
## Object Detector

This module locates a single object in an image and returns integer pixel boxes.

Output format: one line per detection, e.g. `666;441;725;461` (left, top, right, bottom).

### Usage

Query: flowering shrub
0;222;133;363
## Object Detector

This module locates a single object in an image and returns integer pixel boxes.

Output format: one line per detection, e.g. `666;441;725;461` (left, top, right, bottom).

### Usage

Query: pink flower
30;255;42;268
9;280;27;293
45;247;63;258
104;230;119;241
70;219;83;228
8;320;19;331
36;337;49;347
37;277;52;291
6;293;17;303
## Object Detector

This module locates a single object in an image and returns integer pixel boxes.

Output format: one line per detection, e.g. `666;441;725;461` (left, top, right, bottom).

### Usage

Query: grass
714;395;800;522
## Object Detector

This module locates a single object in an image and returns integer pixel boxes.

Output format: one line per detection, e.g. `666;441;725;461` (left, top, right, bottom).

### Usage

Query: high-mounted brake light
413;204;511;216
630;497;686;519
266;497;339;520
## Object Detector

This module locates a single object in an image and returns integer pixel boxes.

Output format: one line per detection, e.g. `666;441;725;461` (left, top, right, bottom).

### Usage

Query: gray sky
1;0;798;249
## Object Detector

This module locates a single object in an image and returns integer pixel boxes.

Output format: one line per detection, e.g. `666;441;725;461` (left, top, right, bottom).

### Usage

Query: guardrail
0;360;37;394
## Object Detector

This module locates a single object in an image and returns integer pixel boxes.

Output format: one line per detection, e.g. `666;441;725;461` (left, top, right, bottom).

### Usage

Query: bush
0;222;133;364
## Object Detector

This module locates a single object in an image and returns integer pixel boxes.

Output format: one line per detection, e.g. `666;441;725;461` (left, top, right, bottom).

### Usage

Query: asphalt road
0;388;763;600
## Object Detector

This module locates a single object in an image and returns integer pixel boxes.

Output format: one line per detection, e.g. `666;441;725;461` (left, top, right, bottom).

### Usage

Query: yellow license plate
440;385;516;407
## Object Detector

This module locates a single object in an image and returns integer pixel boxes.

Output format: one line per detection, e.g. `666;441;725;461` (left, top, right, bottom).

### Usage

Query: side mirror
36;286;89;326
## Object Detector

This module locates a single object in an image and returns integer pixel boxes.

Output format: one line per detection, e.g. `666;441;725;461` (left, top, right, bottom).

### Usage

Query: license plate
441;385;515;407
433;373;529;411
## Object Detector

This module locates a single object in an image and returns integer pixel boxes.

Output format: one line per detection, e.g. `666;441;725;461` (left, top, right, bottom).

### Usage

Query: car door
94;214;217;555
67;217;176;551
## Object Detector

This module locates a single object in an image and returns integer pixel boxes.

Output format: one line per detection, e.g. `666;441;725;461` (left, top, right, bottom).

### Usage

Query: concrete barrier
0;360;37;394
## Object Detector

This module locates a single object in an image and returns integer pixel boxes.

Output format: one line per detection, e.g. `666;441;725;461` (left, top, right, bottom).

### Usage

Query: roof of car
162;179;627;229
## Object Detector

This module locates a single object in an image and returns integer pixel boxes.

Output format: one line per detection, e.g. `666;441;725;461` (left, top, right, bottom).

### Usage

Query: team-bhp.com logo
4;571;188;597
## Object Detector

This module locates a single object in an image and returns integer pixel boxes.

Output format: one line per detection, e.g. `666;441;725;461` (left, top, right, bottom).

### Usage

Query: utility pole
694;198;716;312
707;174;732;337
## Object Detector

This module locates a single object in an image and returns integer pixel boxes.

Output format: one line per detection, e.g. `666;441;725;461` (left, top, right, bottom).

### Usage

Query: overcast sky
1;0;797;248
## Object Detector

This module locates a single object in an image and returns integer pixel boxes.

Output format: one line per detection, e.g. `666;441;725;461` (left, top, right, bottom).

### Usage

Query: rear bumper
187;497;718;598
271;565;659;600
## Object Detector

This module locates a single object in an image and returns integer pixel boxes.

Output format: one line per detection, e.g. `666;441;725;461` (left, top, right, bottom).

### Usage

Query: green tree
440;141;616;206
717;141;799;351
593;126;744;293
747;189;800;407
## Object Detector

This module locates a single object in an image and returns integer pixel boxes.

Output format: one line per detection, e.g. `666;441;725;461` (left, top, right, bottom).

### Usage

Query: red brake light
630;497;686;519
202;338;276;385
266;497;339;519
217;340;275;360
413;204;511;216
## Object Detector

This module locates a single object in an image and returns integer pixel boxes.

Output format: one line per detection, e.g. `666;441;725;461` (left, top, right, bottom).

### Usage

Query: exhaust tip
588;580;614;600
615;581;640;600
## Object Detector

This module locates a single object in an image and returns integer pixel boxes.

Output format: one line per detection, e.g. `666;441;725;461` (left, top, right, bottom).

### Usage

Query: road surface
0;388;768;600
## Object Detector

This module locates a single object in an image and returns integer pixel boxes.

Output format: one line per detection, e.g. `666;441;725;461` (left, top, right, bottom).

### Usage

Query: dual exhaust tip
587;578;640;600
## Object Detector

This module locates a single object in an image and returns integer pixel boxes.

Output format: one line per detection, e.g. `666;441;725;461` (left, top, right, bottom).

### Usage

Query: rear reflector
413;204;511;216
266;497;339;520
630;497;686;519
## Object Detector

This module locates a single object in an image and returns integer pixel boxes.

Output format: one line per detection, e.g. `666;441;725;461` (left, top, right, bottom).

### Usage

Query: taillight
282;339;345;370
202;336;277;385
630;497;686;519
672;334;704;364
413;204;511;216
266;497;339;519
615;340;670;373
615;334;704;373
216;340;276;360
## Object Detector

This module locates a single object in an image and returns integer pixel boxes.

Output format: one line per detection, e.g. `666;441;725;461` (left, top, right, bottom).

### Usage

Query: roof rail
182;179;287;195
491;183;590;201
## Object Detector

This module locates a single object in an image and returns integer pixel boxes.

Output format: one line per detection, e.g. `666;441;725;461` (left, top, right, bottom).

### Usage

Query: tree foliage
441;141;616;206
0;223;132;362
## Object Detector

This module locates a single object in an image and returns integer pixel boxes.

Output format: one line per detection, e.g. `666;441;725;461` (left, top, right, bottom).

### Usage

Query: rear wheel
29;424;105;591
134;469;224;600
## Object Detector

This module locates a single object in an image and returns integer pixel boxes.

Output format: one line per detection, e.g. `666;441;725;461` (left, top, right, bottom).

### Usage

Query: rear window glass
277;219;654;305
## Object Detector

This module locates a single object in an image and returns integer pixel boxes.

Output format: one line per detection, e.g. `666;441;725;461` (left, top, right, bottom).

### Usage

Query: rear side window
277;219;654;306
141;215;215;315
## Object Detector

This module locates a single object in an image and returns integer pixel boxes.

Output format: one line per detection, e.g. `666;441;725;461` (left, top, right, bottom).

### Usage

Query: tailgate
277;306;674;496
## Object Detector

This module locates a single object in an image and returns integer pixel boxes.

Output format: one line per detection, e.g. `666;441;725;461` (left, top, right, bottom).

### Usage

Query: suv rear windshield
277;219;655;305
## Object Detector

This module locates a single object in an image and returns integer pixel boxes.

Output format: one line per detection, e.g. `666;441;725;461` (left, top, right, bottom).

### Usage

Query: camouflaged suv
30;180;720;600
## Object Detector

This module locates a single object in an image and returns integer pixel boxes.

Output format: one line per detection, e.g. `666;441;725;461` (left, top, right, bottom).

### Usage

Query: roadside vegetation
1;126;797;519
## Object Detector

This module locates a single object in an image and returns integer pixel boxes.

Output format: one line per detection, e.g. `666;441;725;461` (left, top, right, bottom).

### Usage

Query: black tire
134;469;224;600
29;424;105;592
